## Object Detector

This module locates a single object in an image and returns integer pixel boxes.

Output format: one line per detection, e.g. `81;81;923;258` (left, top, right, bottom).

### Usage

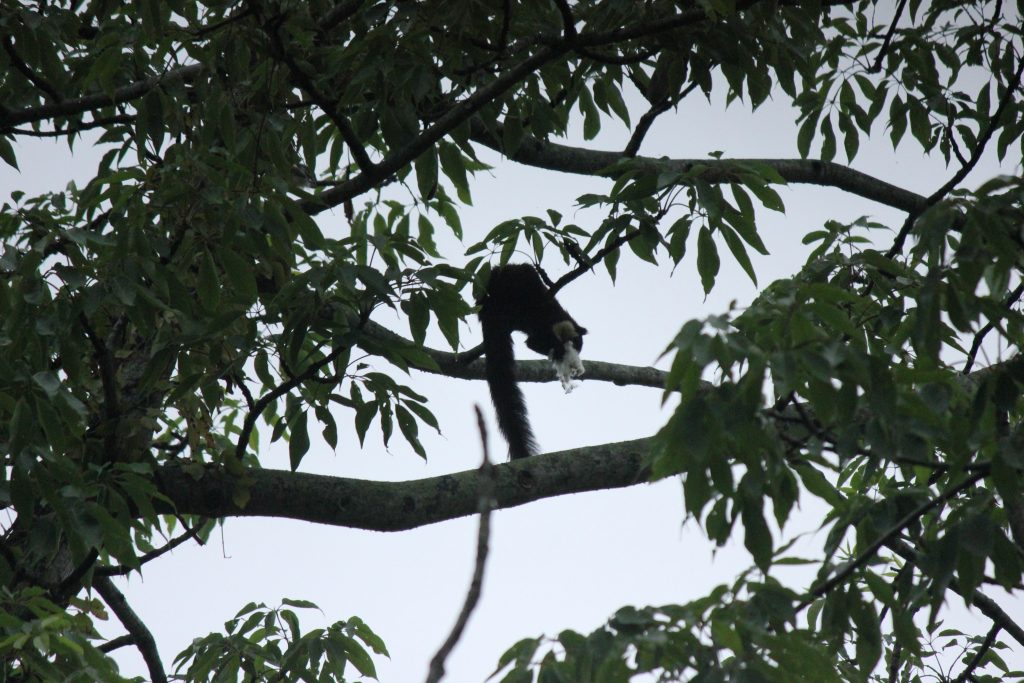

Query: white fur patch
550;341;585;393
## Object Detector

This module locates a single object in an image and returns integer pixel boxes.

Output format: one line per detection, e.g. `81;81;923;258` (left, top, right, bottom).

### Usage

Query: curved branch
157;437;652;531
94;576;168;683
469;121;928;213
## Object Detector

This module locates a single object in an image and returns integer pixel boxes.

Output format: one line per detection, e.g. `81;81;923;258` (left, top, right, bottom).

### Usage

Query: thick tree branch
94;576;168;683
468;120;928;213
157;438;652;531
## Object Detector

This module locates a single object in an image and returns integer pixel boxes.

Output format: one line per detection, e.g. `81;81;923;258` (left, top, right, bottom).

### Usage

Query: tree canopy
1;0;1023;681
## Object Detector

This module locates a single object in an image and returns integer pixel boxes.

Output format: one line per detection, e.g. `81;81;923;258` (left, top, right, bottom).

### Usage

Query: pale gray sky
3;74;1020;681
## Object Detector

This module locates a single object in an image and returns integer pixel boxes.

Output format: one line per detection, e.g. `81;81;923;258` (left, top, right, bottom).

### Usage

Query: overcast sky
3;70;1021;681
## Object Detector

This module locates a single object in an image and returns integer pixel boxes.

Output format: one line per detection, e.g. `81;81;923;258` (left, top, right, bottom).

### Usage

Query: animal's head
552;320;587;353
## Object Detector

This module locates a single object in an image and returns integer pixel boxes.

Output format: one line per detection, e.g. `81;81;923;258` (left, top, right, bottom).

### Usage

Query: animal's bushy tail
482;317;537;459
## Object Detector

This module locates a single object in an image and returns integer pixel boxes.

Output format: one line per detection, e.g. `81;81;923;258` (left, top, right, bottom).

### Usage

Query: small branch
886;639;902;683
55;548;99;600
951;624;1000;683
3;36;63;103
11;114;135;138
425;406;495;683
356;319;672;389
551;0;577;41
623;99;673;157
320;0;367;34
234;342;353;461
962;282;1024;375
805;471;986;604
887;53;1024;257
79;314;119;418
80;313;121;458
94;576;168;683
96;524;208;577
551;228;642;294
98;634;135;653
871;0;908;73
192;5;255;37
262;11;377;177
0;64;202;129
888;539;1024;649
576;45;658;66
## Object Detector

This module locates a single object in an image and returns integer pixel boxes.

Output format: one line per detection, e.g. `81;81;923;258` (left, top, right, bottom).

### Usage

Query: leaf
288;410;310;471
579;88;601;140
281;598;318;609
719;226;757;285
0;136;19;170
439;142;471;204
197;249;221;311
797;112;818;159
889;96;907;148
219;249;258;304
820;116;837;161
696;226;720;294
415;146;438;199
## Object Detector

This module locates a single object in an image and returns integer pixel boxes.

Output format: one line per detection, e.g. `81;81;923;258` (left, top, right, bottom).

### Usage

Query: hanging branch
425;406;496;683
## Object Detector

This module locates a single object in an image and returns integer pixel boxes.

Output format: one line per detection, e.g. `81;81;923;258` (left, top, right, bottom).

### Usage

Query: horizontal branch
469;121;928;214
158;438;652;531
359;320;671;389
0;64;202;129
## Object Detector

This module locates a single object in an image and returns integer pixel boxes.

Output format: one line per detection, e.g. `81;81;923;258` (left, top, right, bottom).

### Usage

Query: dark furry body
478;264;586;459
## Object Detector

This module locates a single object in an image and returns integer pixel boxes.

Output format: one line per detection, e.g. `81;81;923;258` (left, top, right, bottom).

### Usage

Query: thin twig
804;471;985;604
98;634;135;653
261;9;378;177
2;36;63;103
234;342;353;461
94;576;168;683
624;99;673;157
871;0;908;73
887;54;1024;258
425;406;495;683
551;228;642;294
887;539;1024;649
11;114;135;138
551;0;577;40
951;624;1001;683
96;523;208;577
962;282;1024;375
